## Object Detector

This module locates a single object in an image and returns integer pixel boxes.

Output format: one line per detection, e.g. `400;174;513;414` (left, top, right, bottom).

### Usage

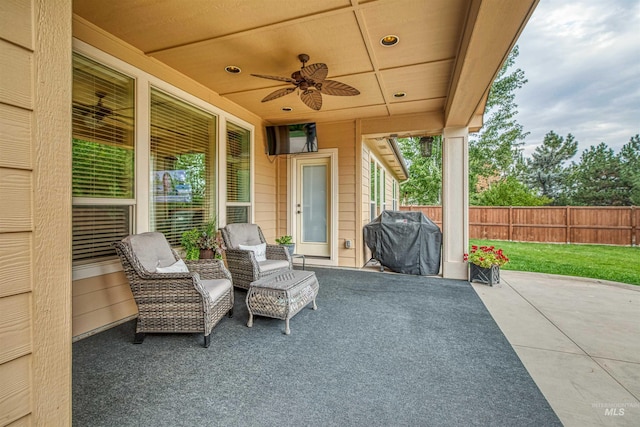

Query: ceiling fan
251;53;360;110
73;91;133;127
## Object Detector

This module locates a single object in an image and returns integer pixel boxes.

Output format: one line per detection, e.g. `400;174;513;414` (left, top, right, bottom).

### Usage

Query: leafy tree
474;176;551;206
525;131;578;202
398;136;442;205
618;134;640;205
72;139;134;198
175;153;206;204
570;143;631;206
469;45;529;195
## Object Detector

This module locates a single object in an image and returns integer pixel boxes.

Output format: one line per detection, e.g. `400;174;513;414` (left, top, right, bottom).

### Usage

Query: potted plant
275;235;295;256
465;245;509;286
197;218;226;260
181;218;226;260
181;228;201;260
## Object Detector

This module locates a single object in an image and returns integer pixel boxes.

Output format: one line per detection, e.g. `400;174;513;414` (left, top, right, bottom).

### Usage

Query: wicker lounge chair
113;232;234;348
220;223;292;290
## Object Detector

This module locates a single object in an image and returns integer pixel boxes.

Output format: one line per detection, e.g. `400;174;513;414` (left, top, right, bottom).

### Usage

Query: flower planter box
469;264;500;286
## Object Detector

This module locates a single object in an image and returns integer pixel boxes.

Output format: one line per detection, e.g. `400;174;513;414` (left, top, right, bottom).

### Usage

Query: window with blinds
72;53;135;264
226;123;251;223
370;161;376;221
392;180;398;210
150;88;216;246
370;159;386;221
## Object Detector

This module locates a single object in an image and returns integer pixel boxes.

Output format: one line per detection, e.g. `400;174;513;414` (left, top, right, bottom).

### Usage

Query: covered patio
72;267;640;426
73;267;560;426
2;0;545;424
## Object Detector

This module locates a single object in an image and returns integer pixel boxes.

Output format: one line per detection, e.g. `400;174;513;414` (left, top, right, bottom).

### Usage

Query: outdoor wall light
225;65;242;74
380;35;400;46
419;136;434;157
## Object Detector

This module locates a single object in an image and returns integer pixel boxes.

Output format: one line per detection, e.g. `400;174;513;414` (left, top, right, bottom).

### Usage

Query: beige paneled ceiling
73;0;537;128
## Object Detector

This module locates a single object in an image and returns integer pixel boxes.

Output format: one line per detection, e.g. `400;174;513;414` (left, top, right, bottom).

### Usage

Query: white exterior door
295;156;331;257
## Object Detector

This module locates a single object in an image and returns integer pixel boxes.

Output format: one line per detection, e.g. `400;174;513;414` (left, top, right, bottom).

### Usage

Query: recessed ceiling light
380;35;399;47
282;107;293;112
393;92;406;98
225;66;241;74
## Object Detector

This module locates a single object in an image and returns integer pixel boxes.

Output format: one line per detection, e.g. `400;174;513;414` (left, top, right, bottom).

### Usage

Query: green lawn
470;239;640;286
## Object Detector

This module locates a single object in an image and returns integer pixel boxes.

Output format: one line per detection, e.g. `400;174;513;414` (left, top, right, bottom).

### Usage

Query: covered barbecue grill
363;210;442;275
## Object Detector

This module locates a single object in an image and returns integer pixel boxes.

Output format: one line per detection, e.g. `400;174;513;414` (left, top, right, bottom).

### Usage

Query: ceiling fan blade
251;73;296;84
319;80;360;96
300;90;322;110
300;63;328;82
73;103;93;115
261;87;296;102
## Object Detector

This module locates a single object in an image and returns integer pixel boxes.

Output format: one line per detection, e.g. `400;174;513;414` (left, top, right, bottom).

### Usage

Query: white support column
442;127;469;279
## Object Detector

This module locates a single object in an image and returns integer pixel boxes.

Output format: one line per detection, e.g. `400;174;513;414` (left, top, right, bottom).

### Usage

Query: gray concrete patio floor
472;270;640;426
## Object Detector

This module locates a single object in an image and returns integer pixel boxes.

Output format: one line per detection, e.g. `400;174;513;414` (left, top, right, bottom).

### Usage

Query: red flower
466;244;509;268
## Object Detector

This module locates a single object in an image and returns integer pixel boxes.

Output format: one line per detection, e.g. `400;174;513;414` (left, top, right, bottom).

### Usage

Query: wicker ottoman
246;270;319;334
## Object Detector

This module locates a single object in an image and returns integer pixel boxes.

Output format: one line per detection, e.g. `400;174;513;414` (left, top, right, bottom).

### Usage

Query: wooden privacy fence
400;206;639;246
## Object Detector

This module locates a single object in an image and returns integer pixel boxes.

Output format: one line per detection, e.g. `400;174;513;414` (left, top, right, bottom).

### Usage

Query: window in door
71;53;135;265
150;88;217;246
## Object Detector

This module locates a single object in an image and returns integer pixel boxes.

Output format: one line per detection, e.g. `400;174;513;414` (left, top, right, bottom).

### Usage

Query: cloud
514;0;640;158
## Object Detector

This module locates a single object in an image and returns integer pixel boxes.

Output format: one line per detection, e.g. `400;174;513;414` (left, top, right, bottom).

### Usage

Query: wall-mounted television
267;122;317;155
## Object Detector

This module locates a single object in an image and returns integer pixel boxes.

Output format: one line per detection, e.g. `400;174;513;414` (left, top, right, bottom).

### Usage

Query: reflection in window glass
150;88;216;246
226;123;251;223
71;53;135;264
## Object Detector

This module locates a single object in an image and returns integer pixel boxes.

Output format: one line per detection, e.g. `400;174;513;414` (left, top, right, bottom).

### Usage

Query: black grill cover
363;210;442;275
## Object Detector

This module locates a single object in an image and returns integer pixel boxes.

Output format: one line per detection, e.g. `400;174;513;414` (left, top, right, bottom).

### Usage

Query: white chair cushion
155;259;189;273
239;243;267;262
201;278;232;301
258;259;290;273
125;232;176;272
225;223;262;248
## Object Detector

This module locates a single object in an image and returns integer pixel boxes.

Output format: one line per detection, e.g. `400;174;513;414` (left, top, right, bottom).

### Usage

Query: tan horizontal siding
0;293;31;365
0;169;32;233
5;414;31;426
72;270;127;297
0;4;37;422
0;0;32;49
0;233;31;298
0;104;32;170
72;271;137;338
0;40;32;109
72;300;138;338
72;283;134;317
0;355;31;426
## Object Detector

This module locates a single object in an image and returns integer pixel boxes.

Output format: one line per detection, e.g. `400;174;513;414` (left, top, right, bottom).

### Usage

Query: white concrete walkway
472;270;640;426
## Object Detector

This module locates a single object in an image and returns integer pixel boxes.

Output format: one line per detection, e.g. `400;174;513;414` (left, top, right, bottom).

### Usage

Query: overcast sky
513;0;640;158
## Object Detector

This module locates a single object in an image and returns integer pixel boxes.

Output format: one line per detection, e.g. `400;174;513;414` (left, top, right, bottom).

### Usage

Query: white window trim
219;117;255;226
370;153;396;218
72;39;254;280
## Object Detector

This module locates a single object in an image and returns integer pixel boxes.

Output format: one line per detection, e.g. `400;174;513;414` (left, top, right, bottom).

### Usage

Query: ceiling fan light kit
251;54;360;111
